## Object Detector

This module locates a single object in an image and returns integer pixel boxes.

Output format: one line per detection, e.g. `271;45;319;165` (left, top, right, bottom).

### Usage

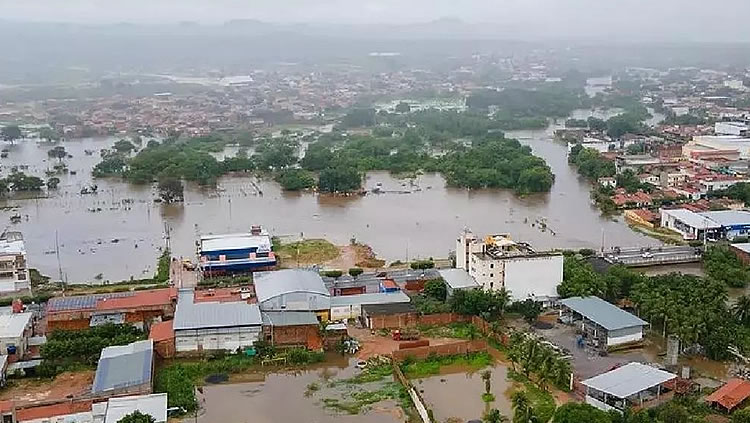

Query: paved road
170;257;198;288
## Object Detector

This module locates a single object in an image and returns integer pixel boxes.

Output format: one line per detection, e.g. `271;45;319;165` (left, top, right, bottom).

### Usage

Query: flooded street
0;117;653;283
195;359;405;423
414;364;513;422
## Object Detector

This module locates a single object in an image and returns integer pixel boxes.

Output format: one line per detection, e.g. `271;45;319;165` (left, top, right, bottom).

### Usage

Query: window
490;263;494;269
490;282;494;289
490;273;494;278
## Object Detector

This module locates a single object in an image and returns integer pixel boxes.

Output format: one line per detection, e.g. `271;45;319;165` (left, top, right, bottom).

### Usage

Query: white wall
260;291;331;311
175;326;261;353
330;305;361;321
586;396;618;413
607;326;644;346
504;255;563;301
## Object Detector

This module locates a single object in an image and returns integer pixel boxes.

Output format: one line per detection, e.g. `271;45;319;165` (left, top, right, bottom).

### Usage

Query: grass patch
344;363;393;384
322;382;404;415
482;392;496;403
418;322;482;339
275;238;340;265
507;369;556;423
400;352;493;379
305;382;320;397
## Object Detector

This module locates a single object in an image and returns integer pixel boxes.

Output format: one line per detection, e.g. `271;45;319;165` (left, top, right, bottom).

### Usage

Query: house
46;288;177;331
0;232;31;293
559;296;648;349
361;303;418;329
148;320;175;358
731;243;750;265
624;209;659;229
456;231;563;304
597;177;617;188
0;312;33;359
172;289;262;354
13;393;167;423
706;379;750;413
611;190;653;209
92;339;154;397
261;311;322;349
329;291;411;320
254;270;331;320
582;363;677;413
437;269;480;297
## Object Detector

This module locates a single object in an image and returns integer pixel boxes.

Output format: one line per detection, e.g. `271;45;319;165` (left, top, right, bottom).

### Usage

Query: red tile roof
149;319;175;342
16;400;93;421
0;400;13;413
96;287;176;311
706;378;750;411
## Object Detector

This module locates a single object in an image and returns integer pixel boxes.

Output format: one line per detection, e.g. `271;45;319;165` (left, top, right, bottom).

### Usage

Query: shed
0;313;32;358
560;296;648;348
330;291;411;320
105;393;168;423
582;362;676;413
706;378;750;412
254;270;331;316
261;311;322;349
438;269;480;296
92;339;154;396
361;303;417;330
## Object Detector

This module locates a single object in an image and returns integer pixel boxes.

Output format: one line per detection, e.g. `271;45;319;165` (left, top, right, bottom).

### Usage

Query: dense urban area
6;10;750;423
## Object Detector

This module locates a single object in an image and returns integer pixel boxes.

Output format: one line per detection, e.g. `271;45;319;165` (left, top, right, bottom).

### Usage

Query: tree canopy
116;411;156;423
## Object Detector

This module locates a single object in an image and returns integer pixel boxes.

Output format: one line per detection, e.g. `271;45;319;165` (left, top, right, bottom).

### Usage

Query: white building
456;231;563;303
437;269;480;297
687;135;750;159
173;289;262;353
582;363;676;413
660;208;721;241
330;291;411;321
0;312;33;359
559;296;648;348
254;269;331;319
0;232;30;293
715;121;749;137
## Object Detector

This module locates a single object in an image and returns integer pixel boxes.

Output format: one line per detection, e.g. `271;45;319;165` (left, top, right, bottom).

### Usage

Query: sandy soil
349;327;465;359
0;371;94;404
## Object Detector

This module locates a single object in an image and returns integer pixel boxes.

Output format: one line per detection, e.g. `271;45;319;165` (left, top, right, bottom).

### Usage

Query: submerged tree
158;177;184;203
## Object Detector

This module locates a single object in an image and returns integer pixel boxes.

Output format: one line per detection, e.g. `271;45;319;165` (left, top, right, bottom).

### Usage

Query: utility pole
55;230;64;293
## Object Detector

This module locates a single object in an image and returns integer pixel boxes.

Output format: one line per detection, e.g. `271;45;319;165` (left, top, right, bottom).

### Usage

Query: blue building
199;226;276;275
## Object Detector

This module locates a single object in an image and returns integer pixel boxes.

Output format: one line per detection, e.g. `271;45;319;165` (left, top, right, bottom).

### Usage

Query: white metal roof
582;362;676;399
330;291;410;307
262;311;319;327
560;296;647;331
200;233;271;252
733;243;750;254
105;393;168;423
438;269;480;289
174;291;262;330
700;210;750;227
0;313;32;339
662;208;721;229
254;269;329;303
0;238;25;256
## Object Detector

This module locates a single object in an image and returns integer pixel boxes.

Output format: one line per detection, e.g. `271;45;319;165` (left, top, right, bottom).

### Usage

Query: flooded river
0;112;655;283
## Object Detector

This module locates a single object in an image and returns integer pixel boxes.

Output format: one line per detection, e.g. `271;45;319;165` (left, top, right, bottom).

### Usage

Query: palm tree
484;408;509;423
733;295;750;325
511;391;538;423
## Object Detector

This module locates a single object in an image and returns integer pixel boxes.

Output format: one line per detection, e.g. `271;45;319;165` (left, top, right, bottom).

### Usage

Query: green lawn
274;238;340;265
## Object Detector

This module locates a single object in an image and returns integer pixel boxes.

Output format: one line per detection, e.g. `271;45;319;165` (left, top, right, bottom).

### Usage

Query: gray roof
174;290;262;330
105;393;167;423
93;340;153;394
330;291;411;307
262;311;319;327
700;210;750;226
0;313;31;338
733;243;750;254
662;209;720;229
582;362;676;399
560;296;648;331
254;269;329;303
438;269;480;289
47;292;133;312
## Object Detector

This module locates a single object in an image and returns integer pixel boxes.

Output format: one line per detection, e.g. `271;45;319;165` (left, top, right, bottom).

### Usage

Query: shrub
348;267;364;278
323;270;343;278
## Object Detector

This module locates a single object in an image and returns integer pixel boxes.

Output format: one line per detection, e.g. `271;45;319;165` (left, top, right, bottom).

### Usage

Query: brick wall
392;339;488;361
368;312;420;329
368;312;490;331
154;338;175;359
270;325;322;350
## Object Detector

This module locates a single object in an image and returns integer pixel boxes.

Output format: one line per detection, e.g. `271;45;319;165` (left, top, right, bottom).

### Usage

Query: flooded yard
414;364;513;423
194;359;408;423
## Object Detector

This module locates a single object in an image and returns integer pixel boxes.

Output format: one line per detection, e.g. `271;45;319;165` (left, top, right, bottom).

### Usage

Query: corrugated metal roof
438;269;480;289
262;311;319;327
701;210;750;226
662;208;721;229
733;243;750;254
93;340;153;394
0;312;31;338
105;393;167;423
47;292;134;312
200;233;271;252
582;362;676;399
706;378;750;410
560;296;648;331
330;291;410;307
254;269;329;303
173;290;262;330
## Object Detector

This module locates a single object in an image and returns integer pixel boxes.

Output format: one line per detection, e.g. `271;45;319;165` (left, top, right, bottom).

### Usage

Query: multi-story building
0;232;30;293
456;231;563;304
198;225;276;276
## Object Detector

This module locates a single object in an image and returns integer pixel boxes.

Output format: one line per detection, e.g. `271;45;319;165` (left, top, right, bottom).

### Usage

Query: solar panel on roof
47;292;134;312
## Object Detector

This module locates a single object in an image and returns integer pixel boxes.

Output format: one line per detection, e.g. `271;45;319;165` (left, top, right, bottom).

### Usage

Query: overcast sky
2;0;750;42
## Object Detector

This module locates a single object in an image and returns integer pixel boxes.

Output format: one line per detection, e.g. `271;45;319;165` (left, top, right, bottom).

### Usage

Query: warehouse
330;291;411;320
582;363;676;413
0;312;32;359
254;269;331;319
362;303;418;329
560;296;648;349
173;289;262;353
92;339;154;397
261;311;322;349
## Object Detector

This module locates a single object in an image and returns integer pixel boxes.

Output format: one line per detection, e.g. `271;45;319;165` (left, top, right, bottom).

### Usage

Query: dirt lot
349;327;465;359
0;371;94;404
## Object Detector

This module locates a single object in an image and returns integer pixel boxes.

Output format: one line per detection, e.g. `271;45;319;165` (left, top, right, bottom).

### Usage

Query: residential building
624;209;659;229
456;231;563;303
437;269;480;297
46;288;177;331
706;379;750;413
12;393;167;423
329;291;411;320
597;177;617;188
615;155;661;174
0;232;30;293
198;225;276;276
559;296;648;348
715;121;749;136
254;269;331;320
172;289;262;353
0;312;33;359
582;363;676;413
92;340;154;397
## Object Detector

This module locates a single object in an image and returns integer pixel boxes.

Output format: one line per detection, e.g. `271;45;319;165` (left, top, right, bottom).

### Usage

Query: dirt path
322;245;358;270
0;371;94;404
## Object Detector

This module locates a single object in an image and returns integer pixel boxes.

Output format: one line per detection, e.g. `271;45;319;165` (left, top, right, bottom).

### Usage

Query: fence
392;359;432;423
392;339;488;361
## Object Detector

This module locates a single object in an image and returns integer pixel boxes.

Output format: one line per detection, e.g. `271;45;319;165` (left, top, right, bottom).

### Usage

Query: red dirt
0;371;94;405
349;327;462;359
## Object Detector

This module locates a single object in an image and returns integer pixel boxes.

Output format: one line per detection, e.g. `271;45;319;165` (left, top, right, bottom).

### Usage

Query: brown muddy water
414;364;512;423
193;358;405;423
0;114;655;283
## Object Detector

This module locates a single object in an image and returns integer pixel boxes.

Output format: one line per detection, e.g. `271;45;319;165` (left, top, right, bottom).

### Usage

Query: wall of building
469;255;504;291
331;305;360;321
366;312;419;330
154;338;175;359
606;326;644;347
175;326;261;353
260;291;330;312
266;325;321;349
585;396;617;413
504;255;563;301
